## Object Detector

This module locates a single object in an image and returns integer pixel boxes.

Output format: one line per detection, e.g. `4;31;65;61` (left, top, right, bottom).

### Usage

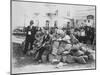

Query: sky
12;1;95;30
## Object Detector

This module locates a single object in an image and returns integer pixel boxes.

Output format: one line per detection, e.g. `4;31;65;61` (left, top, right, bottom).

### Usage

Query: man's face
30;20;34;26
46;21;49;26
30;24;33;26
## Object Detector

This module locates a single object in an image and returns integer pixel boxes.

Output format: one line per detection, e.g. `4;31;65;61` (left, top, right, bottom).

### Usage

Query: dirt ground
11;36;96;74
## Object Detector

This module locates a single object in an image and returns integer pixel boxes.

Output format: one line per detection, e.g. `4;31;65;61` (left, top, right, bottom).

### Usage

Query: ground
11;35;96;74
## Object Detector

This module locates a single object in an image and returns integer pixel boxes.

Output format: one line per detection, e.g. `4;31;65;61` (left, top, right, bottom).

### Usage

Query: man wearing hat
24;20;37;54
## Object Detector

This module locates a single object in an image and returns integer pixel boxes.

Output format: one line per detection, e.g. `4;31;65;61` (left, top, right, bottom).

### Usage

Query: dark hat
46;20;49;23
30;20;34;25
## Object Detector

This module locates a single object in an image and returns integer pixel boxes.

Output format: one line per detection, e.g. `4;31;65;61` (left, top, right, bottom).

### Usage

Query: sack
49;54;61;64
56;55;62;61
52;41;59;55
88;52;95;60
49;54;55;62
57;47;65;55
42;55;47;63
74;56;86;64
53;41;59;48
62;55;75;63
56;62;64;68
72;44;81;50
72;50;84;56
65;44;72;51
52;48;58;55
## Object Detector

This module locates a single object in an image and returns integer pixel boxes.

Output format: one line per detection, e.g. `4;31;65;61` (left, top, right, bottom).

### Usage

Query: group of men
23;20;95;64
24;20;51;62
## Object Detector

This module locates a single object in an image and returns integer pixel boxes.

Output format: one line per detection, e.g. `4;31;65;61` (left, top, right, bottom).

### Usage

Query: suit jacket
26;26;37;41
42;34;50;44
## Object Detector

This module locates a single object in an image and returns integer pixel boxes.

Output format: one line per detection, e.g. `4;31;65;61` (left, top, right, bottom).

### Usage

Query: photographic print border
10;0;96;74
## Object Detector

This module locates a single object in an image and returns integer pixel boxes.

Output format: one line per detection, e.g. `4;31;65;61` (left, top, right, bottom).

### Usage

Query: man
44;20;50;30
24;20;37;54
36;31;51;63
80;28;86;43
66;22;71;34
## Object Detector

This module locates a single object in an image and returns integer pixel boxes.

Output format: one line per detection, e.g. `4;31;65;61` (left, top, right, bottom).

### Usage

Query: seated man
35;31;52;63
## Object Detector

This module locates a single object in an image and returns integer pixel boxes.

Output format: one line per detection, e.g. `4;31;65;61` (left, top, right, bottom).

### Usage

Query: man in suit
24;20;37;54
36;31;51;63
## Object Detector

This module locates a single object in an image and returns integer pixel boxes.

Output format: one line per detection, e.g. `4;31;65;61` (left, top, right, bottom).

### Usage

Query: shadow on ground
12;43;40;68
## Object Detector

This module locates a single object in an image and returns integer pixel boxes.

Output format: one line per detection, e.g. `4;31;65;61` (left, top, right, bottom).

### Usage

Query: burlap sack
49;54;56;62
88;51;95;60
72;50;84;56
65;44;72;51
57;47;65;55
49;54;61;64
72;43;81;50
62;55;75;63
41;55;47;63
52;41;59;55
74;56;87;64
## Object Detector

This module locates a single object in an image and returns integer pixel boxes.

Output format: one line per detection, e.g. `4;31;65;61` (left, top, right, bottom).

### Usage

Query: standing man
24;20;37;54
66;22;71;35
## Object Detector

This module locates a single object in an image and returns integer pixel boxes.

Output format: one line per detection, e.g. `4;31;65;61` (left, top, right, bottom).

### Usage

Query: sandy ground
11;35;96;74
12;61;95;74
12;57;95;74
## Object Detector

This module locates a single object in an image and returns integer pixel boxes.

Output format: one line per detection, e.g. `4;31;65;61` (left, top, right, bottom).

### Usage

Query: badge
28;31;31;35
